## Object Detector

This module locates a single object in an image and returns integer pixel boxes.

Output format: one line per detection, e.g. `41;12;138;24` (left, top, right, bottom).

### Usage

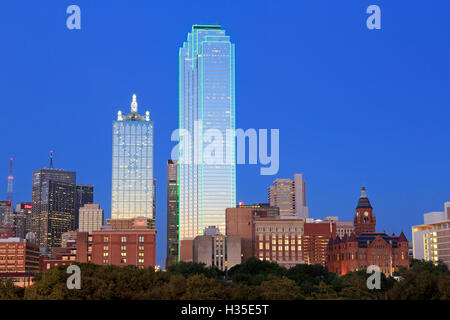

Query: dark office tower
166;160;178;268
0;200;15;238
31;155;76;251
14;202;32;238
74;184;94;230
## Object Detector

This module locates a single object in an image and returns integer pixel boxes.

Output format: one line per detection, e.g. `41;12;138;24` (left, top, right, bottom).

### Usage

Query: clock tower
353;187;376;235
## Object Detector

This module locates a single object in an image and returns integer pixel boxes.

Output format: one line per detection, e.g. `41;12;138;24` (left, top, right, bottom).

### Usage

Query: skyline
1;1;450;268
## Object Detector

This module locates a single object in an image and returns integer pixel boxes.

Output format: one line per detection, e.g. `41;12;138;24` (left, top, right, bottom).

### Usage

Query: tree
252;275;304;300
181;274;224;300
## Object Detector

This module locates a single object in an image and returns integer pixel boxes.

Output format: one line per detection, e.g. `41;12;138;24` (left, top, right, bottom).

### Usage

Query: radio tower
6;158;13;204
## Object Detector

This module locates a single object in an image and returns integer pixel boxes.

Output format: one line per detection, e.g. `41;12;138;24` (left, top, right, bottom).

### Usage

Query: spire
356;186;372;209
131;94;138;113
49;150;54;169
6;158;13;203
361;187;367;198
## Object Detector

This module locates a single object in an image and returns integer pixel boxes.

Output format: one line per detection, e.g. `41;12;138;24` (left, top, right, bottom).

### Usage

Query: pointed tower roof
398;232;408;242
356;187;372;209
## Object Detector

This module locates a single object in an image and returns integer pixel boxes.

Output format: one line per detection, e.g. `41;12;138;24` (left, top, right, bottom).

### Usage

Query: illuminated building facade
75;184;94;230
268;174;308;218
14;202;32;238
412;202;450;268
111;94;154;227
31;168;76;250
179;25;236;253
327;187;410;275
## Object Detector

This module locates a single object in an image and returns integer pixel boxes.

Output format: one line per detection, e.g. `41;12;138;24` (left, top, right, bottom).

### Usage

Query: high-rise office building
268;173;308;218
78;203;104;234
14;202;32;238
111;94;154;227
74;184;94;230
0;200;14;226
178;25;236;257
31;163;76;250
166;160;178;268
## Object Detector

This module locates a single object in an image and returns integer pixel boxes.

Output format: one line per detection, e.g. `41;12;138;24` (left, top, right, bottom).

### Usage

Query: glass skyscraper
178;25;236;244
112;94;154;227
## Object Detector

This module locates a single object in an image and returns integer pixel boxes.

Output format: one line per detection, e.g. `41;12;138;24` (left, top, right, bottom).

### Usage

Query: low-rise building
412;202;450;268
193;226;241;271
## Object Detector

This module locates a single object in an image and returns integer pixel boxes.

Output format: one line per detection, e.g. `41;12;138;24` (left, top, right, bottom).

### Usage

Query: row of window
103;236;146;243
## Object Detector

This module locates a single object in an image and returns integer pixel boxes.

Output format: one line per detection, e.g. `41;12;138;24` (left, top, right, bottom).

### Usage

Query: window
103;252;109;257
121;252;127;257
121;258;127;264
121;236;127;243
103;246;108;251
138;236;145;242
103;236;109;242
121;246;126;251
139;246;144;251
138;252;144;257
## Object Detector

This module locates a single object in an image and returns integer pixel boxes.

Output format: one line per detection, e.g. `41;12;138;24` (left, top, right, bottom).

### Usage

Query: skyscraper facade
268;174;308;218
78;203;104;234
75;184;94;230
178;25;236;248
31;168;76;250
15;202;32;238
166;160;179;268
111;94;154;227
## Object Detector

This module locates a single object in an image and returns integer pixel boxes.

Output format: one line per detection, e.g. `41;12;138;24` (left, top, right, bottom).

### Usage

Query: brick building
302;222;336;265
327;187;409;275
0;238;40;287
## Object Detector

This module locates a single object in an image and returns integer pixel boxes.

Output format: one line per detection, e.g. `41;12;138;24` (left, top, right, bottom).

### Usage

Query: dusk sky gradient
1;1;449;267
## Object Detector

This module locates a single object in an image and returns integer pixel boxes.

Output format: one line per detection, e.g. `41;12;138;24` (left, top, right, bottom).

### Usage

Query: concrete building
412;202;450;268
78;203;104;234
226;204;280;263
268;173;308;218
61;230;78;248
193;226;241;271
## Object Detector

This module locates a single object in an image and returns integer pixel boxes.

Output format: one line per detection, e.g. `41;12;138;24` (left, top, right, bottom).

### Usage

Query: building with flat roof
412;202;450;268
268;174;308;218
0;238;40;279
78;203;104;234
193;226;241;271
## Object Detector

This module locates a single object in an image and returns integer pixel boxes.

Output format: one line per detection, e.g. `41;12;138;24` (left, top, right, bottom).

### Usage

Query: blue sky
1;1;449;267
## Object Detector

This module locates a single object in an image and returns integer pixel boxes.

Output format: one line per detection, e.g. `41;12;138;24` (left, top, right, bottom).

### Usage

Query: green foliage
167;262;224;279
228;258;286;285
0;278;24;300
0;258;445;300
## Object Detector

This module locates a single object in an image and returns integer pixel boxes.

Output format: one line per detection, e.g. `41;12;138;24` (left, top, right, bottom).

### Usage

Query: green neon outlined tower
178;25;236;259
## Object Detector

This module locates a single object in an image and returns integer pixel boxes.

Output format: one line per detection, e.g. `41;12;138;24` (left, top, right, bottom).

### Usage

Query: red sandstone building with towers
327;187;409;275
